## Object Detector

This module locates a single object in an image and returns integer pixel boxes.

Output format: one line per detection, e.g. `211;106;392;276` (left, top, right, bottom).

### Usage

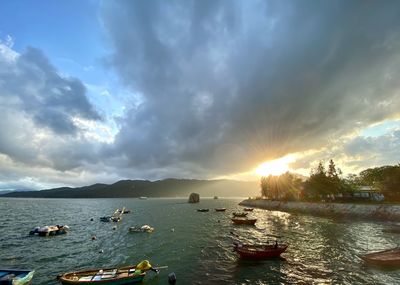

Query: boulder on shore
188;193;200;203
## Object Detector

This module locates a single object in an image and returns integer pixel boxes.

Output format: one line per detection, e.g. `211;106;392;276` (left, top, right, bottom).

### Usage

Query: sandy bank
239;199;400;221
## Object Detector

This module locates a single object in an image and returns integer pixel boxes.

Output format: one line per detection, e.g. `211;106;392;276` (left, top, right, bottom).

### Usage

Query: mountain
0;179;259;198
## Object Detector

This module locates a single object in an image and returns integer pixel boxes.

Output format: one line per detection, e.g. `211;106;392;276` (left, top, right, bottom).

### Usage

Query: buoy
99;249;104;253
113;226;117;230
91;235;96;240
90;218;94;221
171;228;175;232
168;272;176;284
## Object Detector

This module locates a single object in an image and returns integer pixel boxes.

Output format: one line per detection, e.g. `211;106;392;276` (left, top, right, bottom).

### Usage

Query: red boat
231;218;257;225
234;242;288;260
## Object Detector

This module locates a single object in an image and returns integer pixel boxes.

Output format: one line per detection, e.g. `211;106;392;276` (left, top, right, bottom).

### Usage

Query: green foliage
260;172;302;200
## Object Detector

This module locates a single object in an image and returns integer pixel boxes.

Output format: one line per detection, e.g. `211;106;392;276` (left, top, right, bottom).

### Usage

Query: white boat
129;225;154;233
139;197;148;200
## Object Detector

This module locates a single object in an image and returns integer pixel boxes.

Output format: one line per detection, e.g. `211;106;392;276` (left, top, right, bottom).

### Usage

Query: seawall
239;199;400;221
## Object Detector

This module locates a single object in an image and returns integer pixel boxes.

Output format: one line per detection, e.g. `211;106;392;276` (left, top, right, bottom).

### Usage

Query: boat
29;225;69;236
213;196;218;199
233;242;288;260
129;225;154;233
139;197;148;200
0;269;34;285
231;217;257;225
244;208;254;212
215;208;226;212
100;216;112;222
382;226;400;234
361;247;400;267
232;212;248;217
57;260;157;285
197;209;209;212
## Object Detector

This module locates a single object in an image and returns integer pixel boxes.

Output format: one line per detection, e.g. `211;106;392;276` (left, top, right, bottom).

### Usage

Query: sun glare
254;155;296;176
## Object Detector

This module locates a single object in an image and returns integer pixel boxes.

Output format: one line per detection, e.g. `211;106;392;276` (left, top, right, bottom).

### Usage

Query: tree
260;172;302;200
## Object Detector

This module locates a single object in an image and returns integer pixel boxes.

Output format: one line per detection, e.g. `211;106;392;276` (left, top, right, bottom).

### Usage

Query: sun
254;155;296;176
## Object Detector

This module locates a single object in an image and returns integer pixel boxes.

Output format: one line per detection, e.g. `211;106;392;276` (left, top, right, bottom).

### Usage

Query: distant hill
0;179;259;198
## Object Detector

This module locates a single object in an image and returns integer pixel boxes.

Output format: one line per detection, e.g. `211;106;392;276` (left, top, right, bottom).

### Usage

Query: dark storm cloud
101;0;400;177
1;47;100;134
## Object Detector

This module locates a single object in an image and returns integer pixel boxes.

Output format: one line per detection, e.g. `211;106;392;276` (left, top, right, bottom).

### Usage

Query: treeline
260;160;400;202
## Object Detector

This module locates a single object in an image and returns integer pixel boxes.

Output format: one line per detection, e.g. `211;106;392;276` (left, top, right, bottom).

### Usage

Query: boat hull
234;245;288;260
0;269;34;285
59;275;144;285
361;248;400;268
231;218;257;225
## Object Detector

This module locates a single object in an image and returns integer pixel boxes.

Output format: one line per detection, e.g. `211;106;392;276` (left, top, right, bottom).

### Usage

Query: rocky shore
239;199;400;222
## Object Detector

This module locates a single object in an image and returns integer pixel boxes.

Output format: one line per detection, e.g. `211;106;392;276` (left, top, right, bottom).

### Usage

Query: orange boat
231;218;257;225
234;242;288;260
361;247;400;267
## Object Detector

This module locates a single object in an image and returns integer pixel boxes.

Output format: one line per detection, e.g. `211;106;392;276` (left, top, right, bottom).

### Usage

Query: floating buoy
171;228;175;232
91;235;96;240
113;226;117;230
90;218;94;221
168;272;176;284
99;249;104;253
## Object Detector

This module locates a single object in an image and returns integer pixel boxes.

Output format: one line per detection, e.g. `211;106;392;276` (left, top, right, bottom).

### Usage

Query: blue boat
0;269;34;285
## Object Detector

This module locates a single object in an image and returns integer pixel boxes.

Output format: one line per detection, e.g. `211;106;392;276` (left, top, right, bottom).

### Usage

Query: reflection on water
0;198;399;284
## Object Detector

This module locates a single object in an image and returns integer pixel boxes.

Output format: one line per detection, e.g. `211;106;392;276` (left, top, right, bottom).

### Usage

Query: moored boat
233;242;288;260
197;209;209;212
0;269;34;285
231;218;257;225
232;212;248;217
382;226;400;234
361;247;400;267
100;216;112;222
215;208;226;212
29;225;69;236
57;261;158;285
244;208;254;212
129;225;154;233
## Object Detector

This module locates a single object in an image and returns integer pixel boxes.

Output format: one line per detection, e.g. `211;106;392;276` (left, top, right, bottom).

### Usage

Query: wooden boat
382;227;400;234
233;242;288;260
361;247;400;267
0;269;34;285
231;218;257;225
129;225;154;233
244;208;254;212
197;209;209;212
58;265;146;285
232;212;248;217
29;225;69;236
215;208;226;212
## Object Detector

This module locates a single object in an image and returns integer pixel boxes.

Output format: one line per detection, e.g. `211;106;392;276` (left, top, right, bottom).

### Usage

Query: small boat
382;227;400;234
244;208;254;212
100;216;112;222
361;247;400;267
29;225;69;236
139;197;148;200
213;196;218;199
231;218;257;225
197;209;209;212
0;269;34;285
233;242;288;260
57;260;157;285
232;212;248;217
215;208;226;212
129;225;154;233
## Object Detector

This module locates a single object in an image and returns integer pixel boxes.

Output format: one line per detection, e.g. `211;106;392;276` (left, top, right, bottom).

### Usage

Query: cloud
100;0;400;178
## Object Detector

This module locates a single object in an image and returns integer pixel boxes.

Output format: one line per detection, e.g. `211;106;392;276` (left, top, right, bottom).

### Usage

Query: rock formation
188;193;200;203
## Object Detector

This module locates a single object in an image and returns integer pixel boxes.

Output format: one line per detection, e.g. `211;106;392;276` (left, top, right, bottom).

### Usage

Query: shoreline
239;199;400;222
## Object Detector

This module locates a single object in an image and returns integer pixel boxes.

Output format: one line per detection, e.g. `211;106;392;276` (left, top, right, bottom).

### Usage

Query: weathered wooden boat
361;247;400;267
215;208;226;212
231;217;257;225
197;209;209;212
233;242;288;260
232;212;248;217
129;225;154;233
243;208;254;212
29;225;69;236
0;269;34;285
382;227;400;234
57;260;159;285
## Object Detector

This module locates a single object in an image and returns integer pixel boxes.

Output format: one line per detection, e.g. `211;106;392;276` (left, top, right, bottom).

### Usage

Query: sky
0;0;400;190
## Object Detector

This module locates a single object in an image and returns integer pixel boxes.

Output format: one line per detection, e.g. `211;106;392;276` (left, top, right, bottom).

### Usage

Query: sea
0;198;399;285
